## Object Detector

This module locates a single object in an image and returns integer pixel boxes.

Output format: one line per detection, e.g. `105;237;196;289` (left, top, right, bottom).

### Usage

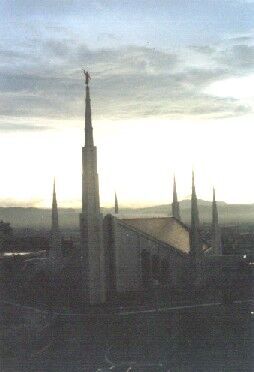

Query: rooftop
119;217;190;254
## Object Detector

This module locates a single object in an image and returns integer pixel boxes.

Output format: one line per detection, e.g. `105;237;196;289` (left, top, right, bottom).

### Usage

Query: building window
152;254;160;281
160;259;169;285
141;249;151;287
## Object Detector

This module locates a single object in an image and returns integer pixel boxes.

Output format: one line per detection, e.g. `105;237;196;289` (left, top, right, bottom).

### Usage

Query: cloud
229;36;253;43
0;197;44;207
188;45;215;55
0;123;51;132
217;44;254;71
97;33;119;42
0;38;253;122
43;40;72;58
0;50;30;61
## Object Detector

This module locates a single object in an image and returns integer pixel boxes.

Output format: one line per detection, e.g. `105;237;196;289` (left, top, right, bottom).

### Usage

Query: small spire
173;174;177;200
52;177;58;231
191;170;199;223
212;187;222;254
115;192;119;214
212;187;217;226
53;177;56;203
172;174;180;220
192;169;195;194
50;178;62;261
190;170;204;285
190;170;201;253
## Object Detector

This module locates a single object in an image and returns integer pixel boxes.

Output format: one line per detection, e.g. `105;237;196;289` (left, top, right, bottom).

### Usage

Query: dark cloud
0;50;29;60
0;39;253;122
229;36;253;42
97;33;119;42
188;45;215;55
43;40;73;58
217;44;254;71
0;0;92;16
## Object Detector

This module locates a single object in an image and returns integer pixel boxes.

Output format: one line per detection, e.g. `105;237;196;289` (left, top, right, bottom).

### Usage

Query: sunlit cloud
205;75;254;100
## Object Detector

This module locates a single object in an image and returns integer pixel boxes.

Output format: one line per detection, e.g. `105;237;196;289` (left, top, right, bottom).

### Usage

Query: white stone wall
114;223;141;292
113;220;186;293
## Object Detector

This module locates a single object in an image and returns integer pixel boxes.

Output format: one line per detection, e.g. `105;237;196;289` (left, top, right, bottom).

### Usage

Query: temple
47;73;224;305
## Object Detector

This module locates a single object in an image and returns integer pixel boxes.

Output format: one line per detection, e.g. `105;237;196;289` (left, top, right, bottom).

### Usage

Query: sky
0;0;254;208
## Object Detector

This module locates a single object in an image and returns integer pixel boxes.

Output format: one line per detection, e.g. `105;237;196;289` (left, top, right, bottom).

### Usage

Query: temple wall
104;216;187;294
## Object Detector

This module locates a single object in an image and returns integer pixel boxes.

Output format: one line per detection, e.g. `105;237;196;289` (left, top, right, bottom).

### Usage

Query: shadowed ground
0;301;253;371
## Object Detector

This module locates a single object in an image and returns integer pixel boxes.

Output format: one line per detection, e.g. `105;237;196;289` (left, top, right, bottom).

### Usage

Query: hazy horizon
1;197;254;210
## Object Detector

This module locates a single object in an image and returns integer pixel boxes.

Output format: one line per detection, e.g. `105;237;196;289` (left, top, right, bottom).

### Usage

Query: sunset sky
0;0;254;208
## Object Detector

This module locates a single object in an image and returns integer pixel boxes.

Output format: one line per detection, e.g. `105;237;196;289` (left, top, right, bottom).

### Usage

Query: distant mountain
0;200;254;229
179;199;227;208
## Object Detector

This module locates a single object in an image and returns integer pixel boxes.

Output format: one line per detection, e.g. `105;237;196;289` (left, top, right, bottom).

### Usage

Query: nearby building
0;220;13;252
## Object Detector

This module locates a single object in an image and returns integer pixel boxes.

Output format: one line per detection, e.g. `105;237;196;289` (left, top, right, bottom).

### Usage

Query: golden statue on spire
83;69;91;85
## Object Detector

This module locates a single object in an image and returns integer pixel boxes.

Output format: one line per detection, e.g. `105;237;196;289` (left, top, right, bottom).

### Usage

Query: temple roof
119;217;190;254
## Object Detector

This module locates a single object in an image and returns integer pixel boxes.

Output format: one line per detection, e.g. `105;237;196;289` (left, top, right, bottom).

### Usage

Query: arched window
152;254;160;281
141;249;151;287
160;259;169;285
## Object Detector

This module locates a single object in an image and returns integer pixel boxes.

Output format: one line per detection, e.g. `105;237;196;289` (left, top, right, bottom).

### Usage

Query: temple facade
48;73;222;305
83;75;222;303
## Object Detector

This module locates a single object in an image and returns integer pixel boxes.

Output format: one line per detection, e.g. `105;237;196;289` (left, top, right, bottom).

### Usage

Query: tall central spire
84;71;94;147
81;70;100;214
80;70;106;304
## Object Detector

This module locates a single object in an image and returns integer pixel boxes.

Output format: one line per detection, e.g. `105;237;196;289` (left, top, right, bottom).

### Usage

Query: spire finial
83;69;91;85
83;69;94;147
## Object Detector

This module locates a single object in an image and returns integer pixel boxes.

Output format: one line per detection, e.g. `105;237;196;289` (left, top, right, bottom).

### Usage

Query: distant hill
1;199;254;229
